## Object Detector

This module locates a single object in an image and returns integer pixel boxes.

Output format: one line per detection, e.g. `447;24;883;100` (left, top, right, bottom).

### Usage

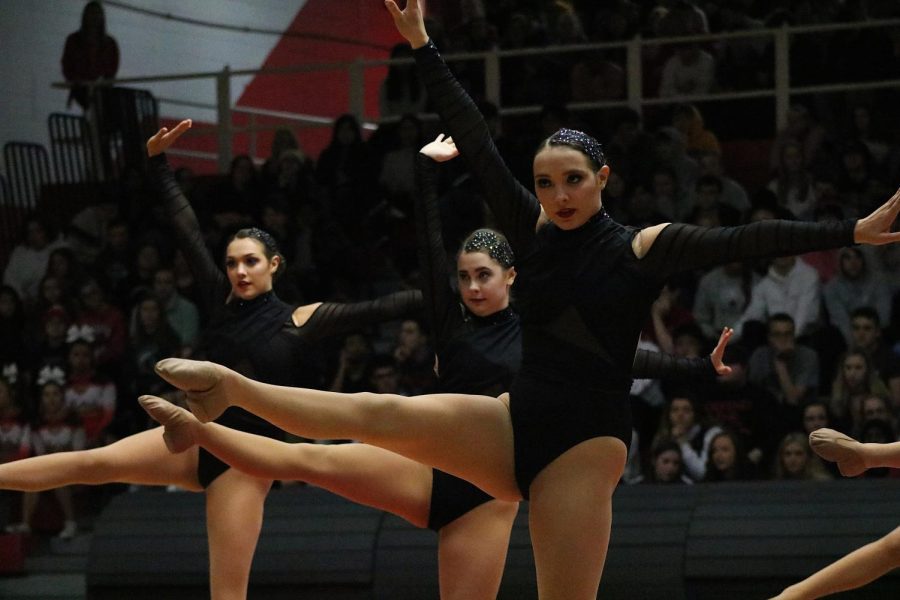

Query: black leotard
416;155;724;526
150;154;422;487
413;40;856;497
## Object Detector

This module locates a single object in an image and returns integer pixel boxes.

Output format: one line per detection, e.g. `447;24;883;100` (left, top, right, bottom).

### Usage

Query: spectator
772;431;832;481
686;174;740;227
698;344;781;468
658;43;716;98
638;439;693;485
747;313;819;425
152;267;199;349
830;349;890;432
5;380;82;539
316;114;375;229
859;394;895;436
836;140;891;219
649;165;690;222
651;127;700;202
823;248;893;344
44;247;85;303
125;294;182;402
73;280;127;375
392;318;436;395
3;216;67;305
654;392;723;482
28;306;72;380
367;354;405;395
0;286;27;382
693;261;758;340
0;378;29;465
645;284;695;354
769;104;827;173
64;336;116;447
695;151;750;217
703;429;757;481
735;255;821;339
848;307;900;408
801;400;832;436
61;0;119;110
92;218;134;310
768;140;817;221
671;104;720;157
329;333;375;394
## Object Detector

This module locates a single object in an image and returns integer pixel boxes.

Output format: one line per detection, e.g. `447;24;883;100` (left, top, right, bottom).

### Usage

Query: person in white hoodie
734;254;821;339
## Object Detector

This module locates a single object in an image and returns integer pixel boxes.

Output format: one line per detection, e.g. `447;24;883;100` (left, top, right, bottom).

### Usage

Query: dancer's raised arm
297;290;422;341
414;136;461;351
146;119;227;308
633;327;733;380
386;0;541;252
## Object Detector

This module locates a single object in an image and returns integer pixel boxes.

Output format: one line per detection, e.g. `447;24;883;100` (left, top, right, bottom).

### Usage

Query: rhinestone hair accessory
462;229;515;269
548;128;605;169
244;227;280;256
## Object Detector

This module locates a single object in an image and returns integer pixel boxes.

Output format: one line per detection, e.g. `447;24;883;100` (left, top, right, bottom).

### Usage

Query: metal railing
52;17;900;172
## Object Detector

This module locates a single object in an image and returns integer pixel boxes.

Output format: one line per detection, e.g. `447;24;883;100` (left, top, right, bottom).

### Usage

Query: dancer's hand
147;119;192;157
384;0;428;49
419;134;458;162
854;187;900;245
710;327;733;376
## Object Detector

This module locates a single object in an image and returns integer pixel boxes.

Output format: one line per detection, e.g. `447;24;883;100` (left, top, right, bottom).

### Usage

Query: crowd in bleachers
4;0;900;534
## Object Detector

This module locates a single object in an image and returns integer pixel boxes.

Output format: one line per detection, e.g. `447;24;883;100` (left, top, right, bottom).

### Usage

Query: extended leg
151;362;521;500
527;437;627;600
205;468;272;600
437;499;519;600
772;526;900;600
0;428;201;492
185;414;435;526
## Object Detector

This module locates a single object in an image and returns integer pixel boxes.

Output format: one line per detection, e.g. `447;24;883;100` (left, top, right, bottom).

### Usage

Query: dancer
0;121;421;600
139;135;733;600
768;428;900;599
146;2;900;597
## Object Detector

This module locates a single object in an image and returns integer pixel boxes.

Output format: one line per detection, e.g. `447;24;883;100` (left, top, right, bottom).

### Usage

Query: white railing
54;17;900;172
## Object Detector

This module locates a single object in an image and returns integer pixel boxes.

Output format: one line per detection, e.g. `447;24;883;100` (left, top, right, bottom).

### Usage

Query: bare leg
772;526;900;600
205;468;272;600
437;499;519;600
151;362;521;500
528;437;627;600
142;398;519;597
140;397;507;529
0;428;202;492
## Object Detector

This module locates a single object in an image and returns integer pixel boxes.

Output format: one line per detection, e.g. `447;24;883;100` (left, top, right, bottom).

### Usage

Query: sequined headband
548;128;605;168
462;229;515;268
245;227;280;255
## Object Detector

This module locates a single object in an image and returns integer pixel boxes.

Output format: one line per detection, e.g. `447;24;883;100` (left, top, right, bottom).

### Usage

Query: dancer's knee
354;392;405;438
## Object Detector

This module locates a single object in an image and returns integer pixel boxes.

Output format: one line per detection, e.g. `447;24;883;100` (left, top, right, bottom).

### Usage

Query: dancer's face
225;238;279;301
533;146;607;230
457;251;515;317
